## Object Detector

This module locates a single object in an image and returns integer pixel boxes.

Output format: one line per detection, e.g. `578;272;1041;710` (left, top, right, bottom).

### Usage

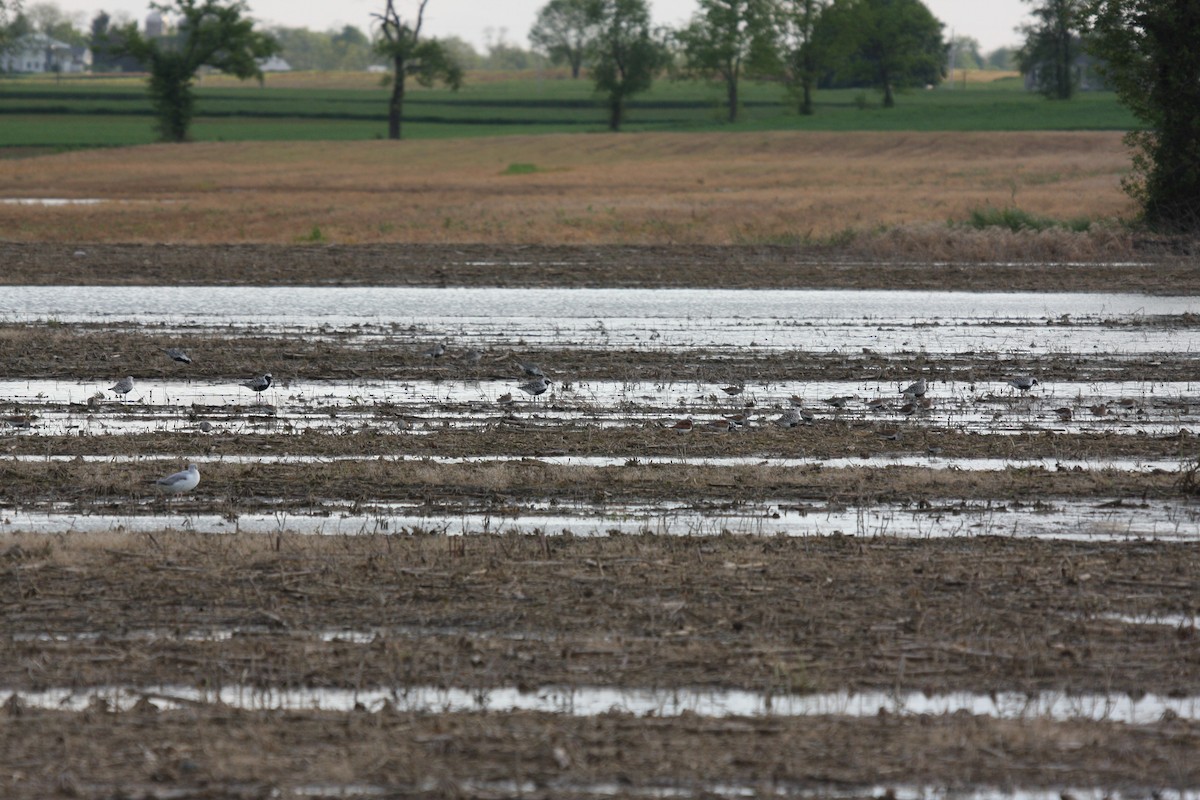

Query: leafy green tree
110;0;278;142
585;0;666;130
985;46;1016;70
676;0;778;122
90;11;143;71
814;0;945;107
437;35;482;70
269;26;335;70
330;25;372;70
373;0;463;140
774;0;829;115
1017;0;1085;99
948;35;982;70
529;0;596;78
27;2;85;45
0;1;20;44
1086;0;1200;230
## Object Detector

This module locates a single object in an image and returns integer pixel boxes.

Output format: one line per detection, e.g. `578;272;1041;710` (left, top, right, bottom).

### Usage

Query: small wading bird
517;376;551;397
517;360;544;377
901;378;927;398
1008;375;1039;392
109;376;134;396
422;341;446;359
667;418;693;433
153;463;200;495
720;384;744;397
161;347;192;364
241;373;273;392
774;408;803;428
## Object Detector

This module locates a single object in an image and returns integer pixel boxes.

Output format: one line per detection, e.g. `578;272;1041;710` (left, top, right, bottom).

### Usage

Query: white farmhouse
0;33;93;74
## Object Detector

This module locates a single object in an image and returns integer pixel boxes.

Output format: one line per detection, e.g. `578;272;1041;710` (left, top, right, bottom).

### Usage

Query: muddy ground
2;533;1199;797
3;241;1200;293
2;243;1199;798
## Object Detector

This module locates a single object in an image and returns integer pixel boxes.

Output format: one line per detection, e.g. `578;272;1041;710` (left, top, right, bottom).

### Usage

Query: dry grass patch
0;458;1182;512
0;132;1134;245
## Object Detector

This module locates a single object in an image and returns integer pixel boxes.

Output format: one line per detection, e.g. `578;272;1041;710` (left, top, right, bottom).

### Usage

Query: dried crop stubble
3;708;1197;799
4;324;1200;381
1;532;1197;696
0;459;1183;512
0;132;1135;245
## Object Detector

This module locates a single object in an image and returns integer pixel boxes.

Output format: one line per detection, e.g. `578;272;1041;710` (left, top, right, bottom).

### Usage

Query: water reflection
8;683;1199;724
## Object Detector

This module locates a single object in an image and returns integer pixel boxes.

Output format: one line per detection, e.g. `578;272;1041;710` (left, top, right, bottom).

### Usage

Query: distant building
258;55;292;72
144;11;165;38
0;33;92;74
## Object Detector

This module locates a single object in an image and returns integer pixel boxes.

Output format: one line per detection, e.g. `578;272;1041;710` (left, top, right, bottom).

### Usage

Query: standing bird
517;360;545;378
901;378;927;398
241;373;273;392
109;376;134;396
422;341;446;359
1008;375;1039;392
517;376;551;397
153;463;200;495
161;347;192;364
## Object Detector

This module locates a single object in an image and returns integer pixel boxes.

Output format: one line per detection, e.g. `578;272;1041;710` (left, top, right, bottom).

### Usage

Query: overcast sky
53;0;1032;54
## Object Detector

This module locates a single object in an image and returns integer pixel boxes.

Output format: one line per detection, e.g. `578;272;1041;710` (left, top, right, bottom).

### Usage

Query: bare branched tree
373;0;463;140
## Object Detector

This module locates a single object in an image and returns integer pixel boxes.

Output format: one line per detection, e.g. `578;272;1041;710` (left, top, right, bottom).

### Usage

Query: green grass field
0;71;1138;149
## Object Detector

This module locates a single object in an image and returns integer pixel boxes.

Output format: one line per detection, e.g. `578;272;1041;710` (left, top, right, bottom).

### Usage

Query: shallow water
2;286;1197;353
8;683;1198;724
2;376;1195;438
5;498;1196;541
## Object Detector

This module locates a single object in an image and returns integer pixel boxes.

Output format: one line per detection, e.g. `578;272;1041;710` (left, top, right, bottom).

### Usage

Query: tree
1017;0;1085;99
529;0;596;78
373;0;463;140
676;0;778;123
110;0;278;142
1086;0;1200;230
585;0;665;130
815;0;946;108
91;12;143;71
775;0;829;115
0;1;24;53
948;35;982;71
985;46;1016;70
27;1;85;45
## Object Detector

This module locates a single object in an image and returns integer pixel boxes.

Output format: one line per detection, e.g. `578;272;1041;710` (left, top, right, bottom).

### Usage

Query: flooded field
2;252;1199;798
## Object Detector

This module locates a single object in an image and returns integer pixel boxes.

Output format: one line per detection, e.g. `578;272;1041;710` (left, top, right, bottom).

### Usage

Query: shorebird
517;360;545;377
877;426;902;442
1008;375;1039;392
774;408;803;428
517;376;551;397
667;418;694;433
901;378;927;398
703;419;735;433
241;373;273;392
422;341;446;359
1054;406;1073;422
161;347;192;364
153;463;200;495
462;349;483;366
109;376;134;396
720;384;744;397
496;392;513;405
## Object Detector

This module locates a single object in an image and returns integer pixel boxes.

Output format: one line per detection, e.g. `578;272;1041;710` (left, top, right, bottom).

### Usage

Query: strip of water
2;453;1185;472
4;499;1196;541
7;684;1198;724
3;378;1196;437
2;287;1197;353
